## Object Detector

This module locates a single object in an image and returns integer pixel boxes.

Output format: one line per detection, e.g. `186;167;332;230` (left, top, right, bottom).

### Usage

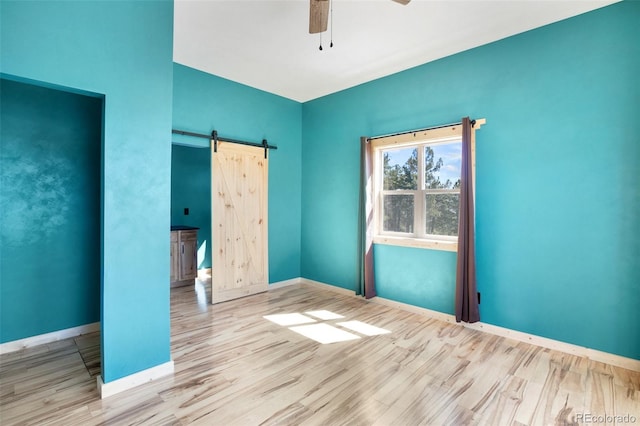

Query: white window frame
371;124;476;252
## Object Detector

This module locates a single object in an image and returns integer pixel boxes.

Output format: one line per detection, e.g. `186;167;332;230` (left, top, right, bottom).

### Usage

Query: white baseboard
97;360;174;399
0;322;100;355
298;278;640;372
300;278;357;297
268;277;357;297
371;296;640;372
268;277;302;289
464;321;640;372
371;297;455;323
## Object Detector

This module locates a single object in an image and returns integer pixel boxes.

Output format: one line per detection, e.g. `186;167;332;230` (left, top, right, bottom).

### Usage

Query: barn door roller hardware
171;129;277;159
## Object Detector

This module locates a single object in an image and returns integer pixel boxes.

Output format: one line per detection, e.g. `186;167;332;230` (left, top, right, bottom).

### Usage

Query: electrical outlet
184;208;189;215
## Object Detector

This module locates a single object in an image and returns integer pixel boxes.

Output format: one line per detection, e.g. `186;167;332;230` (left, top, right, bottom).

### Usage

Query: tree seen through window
382;142;461;237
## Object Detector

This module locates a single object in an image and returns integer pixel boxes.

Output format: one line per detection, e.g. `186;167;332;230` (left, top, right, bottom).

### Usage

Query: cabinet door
170;232;179;283
180;231;198;280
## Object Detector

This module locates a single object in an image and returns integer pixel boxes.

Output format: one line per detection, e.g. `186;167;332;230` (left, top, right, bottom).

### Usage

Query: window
372;125;472;251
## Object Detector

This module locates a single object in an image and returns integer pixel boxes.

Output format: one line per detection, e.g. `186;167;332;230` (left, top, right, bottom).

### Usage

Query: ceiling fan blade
392;0;411;4
309;0;329;34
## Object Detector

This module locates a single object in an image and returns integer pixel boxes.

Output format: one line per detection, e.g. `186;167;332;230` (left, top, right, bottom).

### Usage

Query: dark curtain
358;136;376;298
455;117;480;323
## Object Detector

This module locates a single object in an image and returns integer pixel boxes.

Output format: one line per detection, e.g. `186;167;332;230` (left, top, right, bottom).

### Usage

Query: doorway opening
0;76;103;374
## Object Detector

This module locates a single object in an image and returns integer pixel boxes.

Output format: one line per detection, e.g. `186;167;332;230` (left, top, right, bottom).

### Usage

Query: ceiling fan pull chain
319;32;323;50
330;0;334;48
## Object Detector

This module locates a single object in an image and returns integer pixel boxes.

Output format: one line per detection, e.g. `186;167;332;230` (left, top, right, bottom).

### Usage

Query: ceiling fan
309;0;411;34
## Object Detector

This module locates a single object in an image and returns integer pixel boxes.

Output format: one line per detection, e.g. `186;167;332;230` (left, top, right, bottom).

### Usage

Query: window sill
373;236;458;252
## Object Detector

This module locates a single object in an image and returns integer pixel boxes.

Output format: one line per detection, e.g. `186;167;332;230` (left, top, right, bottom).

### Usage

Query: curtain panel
358;136;376;298
455;117;480;323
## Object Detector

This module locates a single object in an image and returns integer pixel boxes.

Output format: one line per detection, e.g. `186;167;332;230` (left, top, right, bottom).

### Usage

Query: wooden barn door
211;141;269;304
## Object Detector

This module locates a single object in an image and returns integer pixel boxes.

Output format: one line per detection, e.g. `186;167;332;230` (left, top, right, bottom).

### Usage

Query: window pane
425;193;459;236
383;194;414;233
383;147;418;190
424;142;461;189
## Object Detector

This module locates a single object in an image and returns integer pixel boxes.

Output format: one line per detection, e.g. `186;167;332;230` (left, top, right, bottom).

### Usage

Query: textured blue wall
301;2;640;359
1;1;174;382
374;245;457;315
171;145;212;269
172;64;302;283
0;79;102;343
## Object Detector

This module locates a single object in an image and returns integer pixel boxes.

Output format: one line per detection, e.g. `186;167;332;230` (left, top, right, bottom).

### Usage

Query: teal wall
172;64;302;283
1;0;637;388
171;145;212;269
374;245;457;315
0;79;102;343
1;1;174;382
301;2;640;360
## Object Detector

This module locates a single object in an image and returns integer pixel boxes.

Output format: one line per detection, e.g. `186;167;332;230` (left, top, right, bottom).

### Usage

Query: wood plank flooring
1;281;638;425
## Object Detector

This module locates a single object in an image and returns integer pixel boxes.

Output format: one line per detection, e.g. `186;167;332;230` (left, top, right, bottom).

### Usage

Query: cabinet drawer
179;230;198;241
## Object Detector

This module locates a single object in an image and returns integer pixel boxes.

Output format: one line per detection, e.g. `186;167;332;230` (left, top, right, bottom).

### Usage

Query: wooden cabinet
170;228;198;287
170;231;180;283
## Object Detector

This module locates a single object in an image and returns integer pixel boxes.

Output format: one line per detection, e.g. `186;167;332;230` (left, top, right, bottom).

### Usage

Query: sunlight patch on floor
263;313;317;326
289;323;361;344
264;310;392;344
195;280;208;312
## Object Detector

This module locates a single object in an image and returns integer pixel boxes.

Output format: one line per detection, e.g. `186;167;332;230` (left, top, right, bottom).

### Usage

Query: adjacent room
1;0;638;424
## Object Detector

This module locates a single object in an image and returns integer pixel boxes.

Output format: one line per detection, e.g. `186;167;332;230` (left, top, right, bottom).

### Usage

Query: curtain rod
368;119;477;141
172;129;278;158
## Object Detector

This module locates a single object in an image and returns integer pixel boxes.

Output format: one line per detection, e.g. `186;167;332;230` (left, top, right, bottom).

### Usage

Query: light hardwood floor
1;281;639;425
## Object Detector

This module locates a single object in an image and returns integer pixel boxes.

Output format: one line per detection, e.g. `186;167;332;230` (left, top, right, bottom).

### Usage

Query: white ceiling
174;0;618;103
